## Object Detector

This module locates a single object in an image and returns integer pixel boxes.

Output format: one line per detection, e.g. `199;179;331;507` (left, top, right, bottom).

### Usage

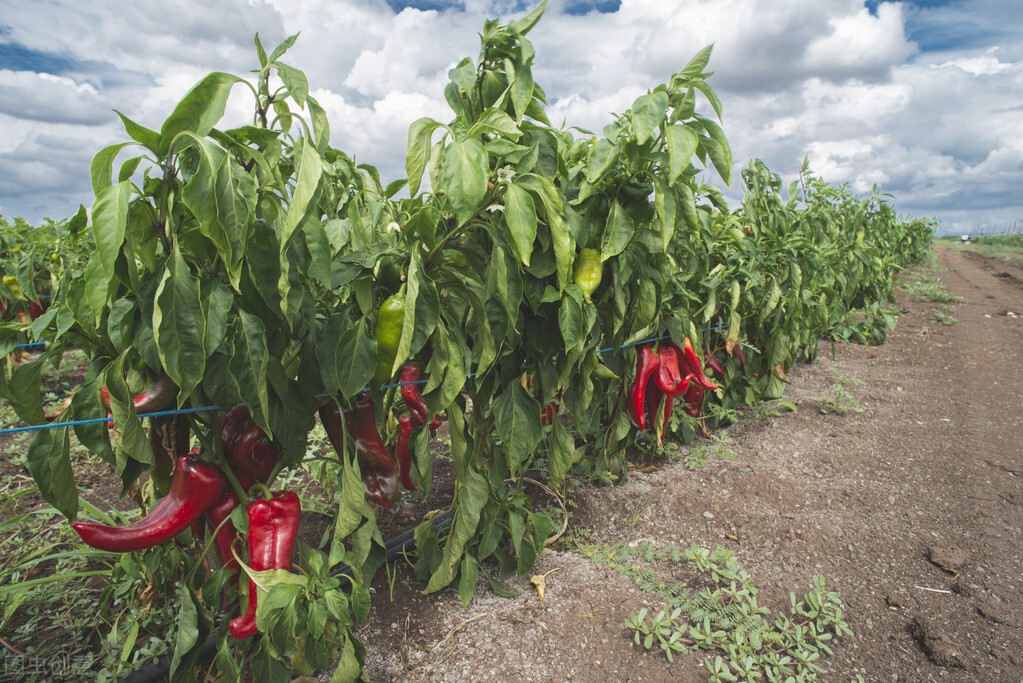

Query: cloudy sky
1;0;1021;235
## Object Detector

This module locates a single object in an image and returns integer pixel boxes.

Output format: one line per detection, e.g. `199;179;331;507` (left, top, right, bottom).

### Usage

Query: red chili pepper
395;415;418;491
319;393;399;508
655;344;690;395
229;490;301;640
628;346;660;430
734;343;746;371
703;345;725;377
207;491;241;573
774;362;791;384
680;338;719;390
221;405;280;488
429;414;442;430
27;301;44;320
400;364;429;426
683;383;705;418
72;454;226;552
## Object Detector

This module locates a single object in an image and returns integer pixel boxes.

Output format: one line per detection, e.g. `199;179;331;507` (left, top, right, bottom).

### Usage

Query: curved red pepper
221;405;280;488
628;346;660;430
319;393;399;508
72;454;226;552
27;301;44;321
207;491;241;572
680;338;719;391
396;415;418;491
655;344;690;395
734;343;746;372
229;490;301;640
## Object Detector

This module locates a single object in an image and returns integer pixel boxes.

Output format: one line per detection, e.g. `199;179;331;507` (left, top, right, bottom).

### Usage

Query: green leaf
91;180;131;291
441;139;488;226
503;182;537;266
5;356;47;425
181;137;256;291
631;92;668;146
600;201;634;261
426;465;489;593
558;286;584;352
153;243;206;405
466;107;522;140
89;142;135;194
114;111;161;154
229;311;271;433
275;62;308;106
509;0;548;35
508;58;534;124
280;139;323;248
547;417;579;489
585;139;618;184
329;443;370;567
319;317;376;399
26;426;77;520
458;554;480;607
168;581;201;681
159;72;244;156
665;125;698;187
406;118;444;197
696;116;732;186
493;382;543;473
105;356;154;469
654;176;677;248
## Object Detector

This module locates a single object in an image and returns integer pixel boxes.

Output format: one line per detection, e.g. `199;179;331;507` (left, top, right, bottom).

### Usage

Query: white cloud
0;0;1020;234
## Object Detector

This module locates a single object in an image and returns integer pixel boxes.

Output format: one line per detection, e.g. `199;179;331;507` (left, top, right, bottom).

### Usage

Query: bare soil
354;244;1023;683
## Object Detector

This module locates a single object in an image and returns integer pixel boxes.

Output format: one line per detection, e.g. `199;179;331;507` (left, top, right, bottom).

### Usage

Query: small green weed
900;272;964;303
820;371;863;415
928;305;958;326
567;538;852;682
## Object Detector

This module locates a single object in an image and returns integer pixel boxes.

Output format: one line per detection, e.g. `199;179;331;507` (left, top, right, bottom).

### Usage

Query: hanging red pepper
319;393;399;508
400;364;429;425
395;415;418;491
628;346;660;430
72;454;226;552
229;490;301;640
655;344;690;395
679;338;719;391
207;491;241;573
644;383;672;446
683;383;705;418
703;345;726;377
221;405;280;488
734;343;746;372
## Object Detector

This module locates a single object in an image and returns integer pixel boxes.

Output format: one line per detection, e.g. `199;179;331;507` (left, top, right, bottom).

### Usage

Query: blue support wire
0;325;729;437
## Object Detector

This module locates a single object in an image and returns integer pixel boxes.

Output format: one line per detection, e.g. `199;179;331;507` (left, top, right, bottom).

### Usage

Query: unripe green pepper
372;292;406;388
573;248;603;302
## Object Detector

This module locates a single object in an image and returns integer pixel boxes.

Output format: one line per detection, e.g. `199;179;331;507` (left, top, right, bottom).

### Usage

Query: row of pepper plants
0;2;934;680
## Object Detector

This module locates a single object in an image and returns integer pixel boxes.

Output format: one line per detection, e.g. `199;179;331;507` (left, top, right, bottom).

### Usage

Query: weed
928;305;958;326
748;399;798;420
820;371;863;415
900;272;964;304
568;538;851;681
673;431;736;470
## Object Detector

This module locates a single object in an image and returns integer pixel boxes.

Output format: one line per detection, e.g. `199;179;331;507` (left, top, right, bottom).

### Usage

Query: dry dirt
351;244;1023;683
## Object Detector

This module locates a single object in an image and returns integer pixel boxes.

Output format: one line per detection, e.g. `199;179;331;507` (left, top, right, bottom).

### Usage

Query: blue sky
1;0;1021;234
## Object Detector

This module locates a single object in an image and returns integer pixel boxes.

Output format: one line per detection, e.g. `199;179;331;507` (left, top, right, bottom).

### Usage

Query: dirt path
353;244;1023;683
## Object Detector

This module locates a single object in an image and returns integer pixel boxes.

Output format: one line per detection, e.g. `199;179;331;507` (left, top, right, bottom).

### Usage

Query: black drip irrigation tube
119;472;541;683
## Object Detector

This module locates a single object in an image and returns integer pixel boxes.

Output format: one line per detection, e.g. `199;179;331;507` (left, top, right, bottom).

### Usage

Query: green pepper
372;292;406;388
620;173;653;203
573;248;603;302
2;275;26;302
